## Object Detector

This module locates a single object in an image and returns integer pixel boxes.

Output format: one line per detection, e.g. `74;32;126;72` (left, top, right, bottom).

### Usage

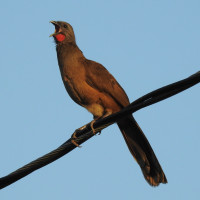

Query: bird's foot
71;131;82;148
90;119;103;135
90;120;97;135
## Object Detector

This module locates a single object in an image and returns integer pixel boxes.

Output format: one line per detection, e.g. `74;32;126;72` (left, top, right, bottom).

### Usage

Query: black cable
0;71;199;189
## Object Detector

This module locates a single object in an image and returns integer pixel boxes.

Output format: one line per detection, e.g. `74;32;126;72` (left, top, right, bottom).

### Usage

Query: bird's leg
91;110;113;135
90;118;100;135
70;122;91;147
71;108;113;146
71;131;82;147
98;110;113;135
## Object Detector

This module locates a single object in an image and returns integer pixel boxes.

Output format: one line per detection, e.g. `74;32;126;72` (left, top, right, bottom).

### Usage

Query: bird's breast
59;62;88;106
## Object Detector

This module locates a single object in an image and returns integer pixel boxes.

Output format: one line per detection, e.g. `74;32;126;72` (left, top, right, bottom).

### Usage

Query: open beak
49;21;61;37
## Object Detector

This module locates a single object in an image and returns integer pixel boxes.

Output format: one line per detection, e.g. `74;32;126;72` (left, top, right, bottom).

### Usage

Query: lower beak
49;21;59;37
49;33;56;37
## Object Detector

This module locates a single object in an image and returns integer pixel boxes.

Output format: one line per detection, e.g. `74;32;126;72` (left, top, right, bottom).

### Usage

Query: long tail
117;115;167;186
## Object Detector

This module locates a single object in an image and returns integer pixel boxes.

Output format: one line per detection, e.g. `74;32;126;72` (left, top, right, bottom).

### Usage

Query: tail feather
117;115;167;186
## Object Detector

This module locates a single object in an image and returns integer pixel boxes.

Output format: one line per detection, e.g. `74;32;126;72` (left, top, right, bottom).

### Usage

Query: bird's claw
71;131;82;148
90;120;97;135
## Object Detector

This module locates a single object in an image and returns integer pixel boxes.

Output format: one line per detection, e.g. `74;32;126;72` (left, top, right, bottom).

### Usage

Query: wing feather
84;59;130;108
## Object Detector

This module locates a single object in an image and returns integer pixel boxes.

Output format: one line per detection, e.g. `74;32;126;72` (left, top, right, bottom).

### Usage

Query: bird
50;20;167;186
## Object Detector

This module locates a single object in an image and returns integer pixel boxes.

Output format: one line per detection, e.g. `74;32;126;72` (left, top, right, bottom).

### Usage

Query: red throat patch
55;34;66;42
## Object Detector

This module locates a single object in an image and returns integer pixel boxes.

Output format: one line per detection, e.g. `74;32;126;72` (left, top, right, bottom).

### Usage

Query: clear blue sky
0;1;200;199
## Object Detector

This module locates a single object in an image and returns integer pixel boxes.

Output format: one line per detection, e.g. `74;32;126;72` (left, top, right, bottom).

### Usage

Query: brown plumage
50;21;167;186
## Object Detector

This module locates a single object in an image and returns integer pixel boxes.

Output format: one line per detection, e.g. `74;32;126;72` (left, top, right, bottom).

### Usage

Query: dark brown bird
50;21;167;186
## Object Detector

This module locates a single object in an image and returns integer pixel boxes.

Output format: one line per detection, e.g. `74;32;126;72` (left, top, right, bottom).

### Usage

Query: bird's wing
84;59;130;108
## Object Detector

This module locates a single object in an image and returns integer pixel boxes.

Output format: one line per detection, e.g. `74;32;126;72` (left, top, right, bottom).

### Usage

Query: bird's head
50;21;76;44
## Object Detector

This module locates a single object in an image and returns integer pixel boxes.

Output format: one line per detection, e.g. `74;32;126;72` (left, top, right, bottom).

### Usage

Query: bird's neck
56;42;83;60
56;42;85;74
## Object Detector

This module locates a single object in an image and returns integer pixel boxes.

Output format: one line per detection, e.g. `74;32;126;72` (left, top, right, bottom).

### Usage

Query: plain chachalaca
50;21;167;186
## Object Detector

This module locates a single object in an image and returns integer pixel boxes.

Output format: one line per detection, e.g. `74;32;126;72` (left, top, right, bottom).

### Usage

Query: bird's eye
63;25;68;28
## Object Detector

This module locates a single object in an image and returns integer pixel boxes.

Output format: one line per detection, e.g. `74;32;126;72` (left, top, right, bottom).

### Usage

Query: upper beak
50;21;57;26
49;21;60;37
